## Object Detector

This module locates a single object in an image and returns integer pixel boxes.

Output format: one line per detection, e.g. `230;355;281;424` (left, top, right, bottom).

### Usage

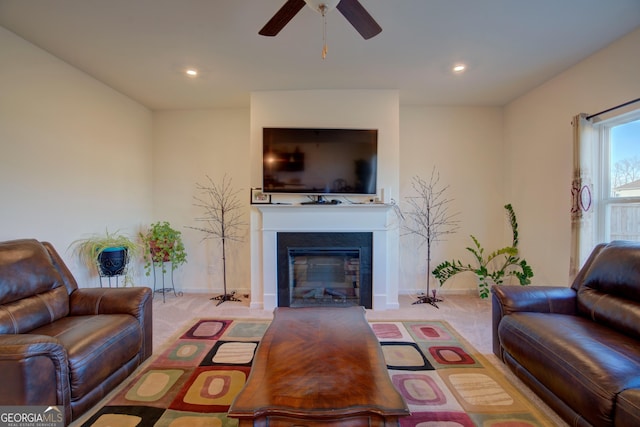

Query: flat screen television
262;127;378;195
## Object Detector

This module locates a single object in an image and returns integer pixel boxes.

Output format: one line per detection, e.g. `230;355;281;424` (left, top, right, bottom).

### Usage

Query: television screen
262;128;378;195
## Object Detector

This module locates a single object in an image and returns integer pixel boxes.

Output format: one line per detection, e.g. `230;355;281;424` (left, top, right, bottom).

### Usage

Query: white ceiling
1;0;639;110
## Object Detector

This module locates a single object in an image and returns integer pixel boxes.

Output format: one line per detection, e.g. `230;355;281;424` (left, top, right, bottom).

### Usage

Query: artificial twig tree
188;174;245;306
403;167;459;308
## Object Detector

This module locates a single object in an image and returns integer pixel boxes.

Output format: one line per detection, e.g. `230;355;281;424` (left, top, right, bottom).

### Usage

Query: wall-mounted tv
262;128;378;195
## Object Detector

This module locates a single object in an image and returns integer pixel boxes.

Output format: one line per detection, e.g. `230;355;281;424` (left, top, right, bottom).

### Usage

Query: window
597;112;640;242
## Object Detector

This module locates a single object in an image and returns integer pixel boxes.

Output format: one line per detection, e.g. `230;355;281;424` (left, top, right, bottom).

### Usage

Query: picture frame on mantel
251;188;271;205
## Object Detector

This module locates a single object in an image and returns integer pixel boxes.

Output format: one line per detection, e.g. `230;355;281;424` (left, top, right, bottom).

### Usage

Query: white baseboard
176;287;252;296
399;288;478;297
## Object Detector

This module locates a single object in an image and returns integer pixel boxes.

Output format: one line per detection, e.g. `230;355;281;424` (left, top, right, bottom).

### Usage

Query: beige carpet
71;293;568;426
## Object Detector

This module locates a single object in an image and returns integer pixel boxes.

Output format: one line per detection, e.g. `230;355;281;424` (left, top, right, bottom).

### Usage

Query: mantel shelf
256;203;394;212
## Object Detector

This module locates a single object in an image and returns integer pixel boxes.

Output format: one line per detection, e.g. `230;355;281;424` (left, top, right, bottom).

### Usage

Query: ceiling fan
259;0;382;40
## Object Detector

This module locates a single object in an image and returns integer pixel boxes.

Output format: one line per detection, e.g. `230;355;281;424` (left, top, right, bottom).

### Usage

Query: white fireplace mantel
252;204;400;311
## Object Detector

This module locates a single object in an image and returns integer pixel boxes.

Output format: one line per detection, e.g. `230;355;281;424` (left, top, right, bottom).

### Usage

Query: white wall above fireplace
253;204;400;311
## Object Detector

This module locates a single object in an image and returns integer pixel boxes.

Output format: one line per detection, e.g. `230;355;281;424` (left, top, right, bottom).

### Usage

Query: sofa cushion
498;312;640;427
616;388;640;427
0;239;67;303
0;287;70;334
577;241;640;340
31;314;142;400
0;240;70;333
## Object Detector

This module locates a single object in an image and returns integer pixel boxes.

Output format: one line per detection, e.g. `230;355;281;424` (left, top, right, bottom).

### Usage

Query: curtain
569;113;598;280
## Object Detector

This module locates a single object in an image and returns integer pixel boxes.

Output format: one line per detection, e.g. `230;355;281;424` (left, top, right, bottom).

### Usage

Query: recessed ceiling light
185;69;198;77
452;64;466;73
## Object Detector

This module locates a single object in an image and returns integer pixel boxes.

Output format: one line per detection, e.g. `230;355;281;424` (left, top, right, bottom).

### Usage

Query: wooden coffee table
228;306;409;426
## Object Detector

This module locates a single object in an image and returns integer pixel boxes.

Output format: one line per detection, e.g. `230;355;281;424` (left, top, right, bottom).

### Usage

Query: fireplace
254;204;399;311
277;232;372;308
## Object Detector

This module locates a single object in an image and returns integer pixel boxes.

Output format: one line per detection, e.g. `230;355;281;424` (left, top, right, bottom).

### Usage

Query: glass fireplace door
288;248;361;307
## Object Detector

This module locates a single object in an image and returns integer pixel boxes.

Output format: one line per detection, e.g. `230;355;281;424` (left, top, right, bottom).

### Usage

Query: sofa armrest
0;334;70;420
492;285;577;315
491;285;577;358
69;287;153;360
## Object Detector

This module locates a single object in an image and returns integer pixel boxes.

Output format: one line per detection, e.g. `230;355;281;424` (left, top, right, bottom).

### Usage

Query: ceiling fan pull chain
321;4;328;59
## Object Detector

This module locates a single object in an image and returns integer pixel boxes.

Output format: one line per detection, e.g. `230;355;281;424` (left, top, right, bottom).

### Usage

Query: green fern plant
69;228;140;286
432;204;533;298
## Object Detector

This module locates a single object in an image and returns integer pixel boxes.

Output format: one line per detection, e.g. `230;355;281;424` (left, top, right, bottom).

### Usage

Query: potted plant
70;229;140;283
139;221;187;276
432;204;534;298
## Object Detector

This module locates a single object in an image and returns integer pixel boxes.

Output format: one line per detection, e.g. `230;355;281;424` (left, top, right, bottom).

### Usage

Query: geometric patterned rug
79;319;554;427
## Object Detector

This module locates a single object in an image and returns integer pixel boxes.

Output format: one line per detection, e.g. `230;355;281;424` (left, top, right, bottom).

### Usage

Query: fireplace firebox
277;232;372;308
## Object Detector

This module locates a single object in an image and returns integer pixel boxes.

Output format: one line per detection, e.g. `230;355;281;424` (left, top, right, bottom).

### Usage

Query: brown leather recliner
492;240;640;427
0;239;152;424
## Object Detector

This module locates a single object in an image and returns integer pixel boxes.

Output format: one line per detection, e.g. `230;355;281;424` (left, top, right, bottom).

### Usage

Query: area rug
79;319;553;427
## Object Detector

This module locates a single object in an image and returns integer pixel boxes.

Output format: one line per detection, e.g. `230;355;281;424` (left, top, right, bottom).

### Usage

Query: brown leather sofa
492;240;640;427
0;239;152;424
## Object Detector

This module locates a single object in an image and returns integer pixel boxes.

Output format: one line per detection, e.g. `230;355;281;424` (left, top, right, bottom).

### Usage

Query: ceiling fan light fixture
304;0;340;15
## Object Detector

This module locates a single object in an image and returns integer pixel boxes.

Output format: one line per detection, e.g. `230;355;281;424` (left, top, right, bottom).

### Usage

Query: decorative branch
402;167;460;306
188;174;245;243
187;174;246;305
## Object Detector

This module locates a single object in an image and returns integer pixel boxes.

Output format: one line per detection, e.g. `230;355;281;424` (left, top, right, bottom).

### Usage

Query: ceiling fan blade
259;0;306;37
336;0;382;40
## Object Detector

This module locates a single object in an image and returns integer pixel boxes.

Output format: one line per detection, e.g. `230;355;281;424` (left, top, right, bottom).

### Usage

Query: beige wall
0;26;153;285
151;109;250;294
504;27;640;285
2;24;639;295
398;106;504;294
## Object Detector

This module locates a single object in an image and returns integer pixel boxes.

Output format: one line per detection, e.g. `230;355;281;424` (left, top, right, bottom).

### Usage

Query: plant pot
149;240;172;263
98;247;128;277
